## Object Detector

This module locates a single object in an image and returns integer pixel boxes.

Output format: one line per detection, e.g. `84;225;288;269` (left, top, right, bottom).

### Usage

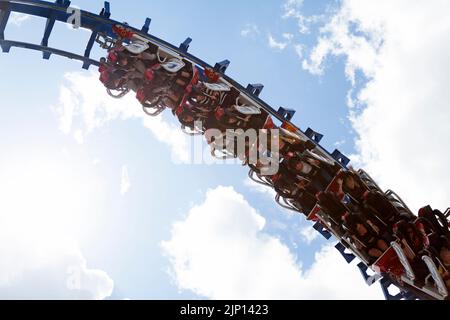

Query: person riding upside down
136;59;197;111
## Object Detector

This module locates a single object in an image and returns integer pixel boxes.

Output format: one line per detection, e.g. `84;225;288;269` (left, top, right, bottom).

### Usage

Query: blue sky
2;0;449;300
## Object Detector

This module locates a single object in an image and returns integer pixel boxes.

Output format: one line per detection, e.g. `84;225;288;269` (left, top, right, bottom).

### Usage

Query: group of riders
99;25;450;299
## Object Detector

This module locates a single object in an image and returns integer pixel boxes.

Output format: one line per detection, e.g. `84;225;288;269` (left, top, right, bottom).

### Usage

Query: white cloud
241;24;260;38
304;0;450;211
120;165;131;195
282;32;294;41
268;33;290;50
294;43;304;59
53;72;191;163
243;178;277;199
0;154;113;299
282;0;323;34
334;139;346;148
283;0;305;19
301;1;383;81
300;226;318;244
74;129;84;144
9;12;30;27
162;186;382;299
285;0;304;8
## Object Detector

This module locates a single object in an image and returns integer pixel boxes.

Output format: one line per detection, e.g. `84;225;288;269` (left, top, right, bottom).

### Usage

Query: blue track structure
1;0;448;300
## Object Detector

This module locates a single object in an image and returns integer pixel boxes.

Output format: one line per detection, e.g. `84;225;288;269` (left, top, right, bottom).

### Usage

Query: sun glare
0;150;101;248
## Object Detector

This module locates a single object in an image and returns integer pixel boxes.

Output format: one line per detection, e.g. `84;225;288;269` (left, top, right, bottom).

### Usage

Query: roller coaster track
0;0;447;301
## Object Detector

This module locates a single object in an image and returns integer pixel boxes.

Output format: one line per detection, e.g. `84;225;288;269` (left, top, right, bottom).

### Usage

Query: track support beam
335;242;356;263
41;0;71;59
247;83;264;97
100;1;110;19
357;262;382;286
82;1;112;69
332;149;350;167
179;37;192;53
214;59;230;74
277;107;296;121
0;1;10;52
141;17;151;33
380;278;404;300
313;221;332;240
305;128;324;143
0;39;100;67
